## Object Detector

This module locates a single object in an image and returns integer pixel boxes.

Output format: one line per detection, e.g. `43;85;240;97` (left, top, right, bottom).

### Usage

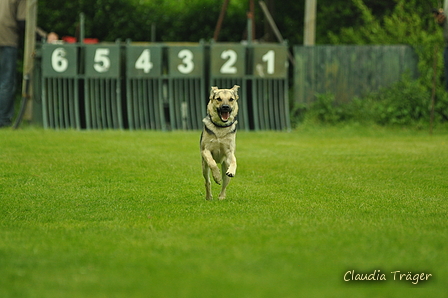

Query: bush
296;0;448;128
300;75;448;127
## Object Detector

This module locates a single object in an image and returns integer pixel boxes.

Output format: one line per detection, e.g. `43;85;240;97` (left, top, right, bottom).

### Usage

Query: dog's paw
212;173;222;184
226;171;235;178
212;169;222;184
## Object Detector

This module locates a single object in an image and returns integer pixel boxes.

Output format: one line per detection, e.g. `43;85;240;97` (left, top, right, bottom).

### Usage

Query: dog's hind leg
219;162;231;200
202;158;213;200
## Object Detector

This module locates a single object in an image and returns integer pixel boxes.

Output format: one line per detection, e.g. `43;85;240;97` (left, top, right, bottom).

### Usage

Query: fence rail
294;45;419;105
34;43;418;130
35;42;290;131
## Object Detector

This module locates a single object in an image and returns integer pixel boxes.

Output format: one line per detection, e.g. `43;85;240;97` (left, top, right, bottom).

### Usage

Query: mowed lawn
1;126;447;297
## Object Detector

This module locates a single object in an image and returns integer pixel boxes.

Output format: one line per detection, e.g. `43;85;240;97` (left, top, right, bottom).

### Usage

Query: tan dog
200;85;240;200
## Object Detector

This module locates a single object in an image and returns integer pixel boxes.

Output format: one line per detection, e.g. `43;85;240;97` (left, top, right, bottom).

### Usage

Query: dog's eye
216;97;222;102
229;98;234;102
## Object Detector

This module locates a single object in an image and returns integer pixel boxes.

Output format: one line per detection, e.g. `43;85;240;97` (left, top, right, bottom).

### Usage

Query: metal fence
126;44;165;130
294;45;419;105
36;42;290;131
41;43;80;129
84;44;123;129
167;44;206;130
37;43;416;130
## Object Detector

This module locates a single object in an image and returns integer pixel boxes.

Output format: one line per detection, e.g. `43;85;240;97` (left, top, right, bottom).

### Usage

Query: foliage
37;0;247;42
35;0;403;44
295;0;448;127
301;75;448;127
329;0;444;90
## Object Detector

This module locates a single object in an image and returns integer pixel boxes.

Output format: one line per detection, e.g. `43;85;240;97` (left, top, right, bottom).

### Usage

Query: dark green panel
168;45;204;77
42;44;77;77
252;44;288;78
126;44;162;78
85;44;121;78
210;43;246;77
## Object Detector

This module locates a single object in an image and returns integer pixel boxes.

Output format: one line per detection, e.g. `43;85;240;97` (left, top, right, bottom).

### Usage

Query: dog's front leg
225;152;237;178
201;149;222;185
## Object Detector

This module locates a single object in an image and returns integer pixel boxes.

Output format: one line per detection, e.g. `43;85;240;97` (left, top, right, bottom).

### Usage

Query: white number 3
177;49;194;74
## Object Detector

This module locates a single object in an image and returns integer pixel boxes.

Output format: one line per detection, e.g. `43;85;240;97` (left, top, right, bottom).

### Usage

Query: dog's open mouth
220;111;230;122
218;106;232;122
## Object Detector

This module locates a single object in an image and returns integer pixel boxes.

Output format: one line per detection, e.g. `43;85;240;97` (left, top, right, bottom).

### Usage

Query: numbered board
253;45;288;78
85;44;121;77
168;45;204;77
126;45;162;78
210;44;246;77
42;44;78;77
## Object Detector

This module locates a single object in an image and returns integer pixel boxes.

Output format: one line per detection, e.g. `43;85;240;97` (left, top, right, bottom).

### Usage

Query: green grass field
1;126;447;297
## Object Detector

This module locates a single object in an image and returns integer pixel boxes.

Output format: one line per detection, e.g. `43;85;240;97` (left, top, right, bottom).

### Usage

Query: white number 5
94;48;110;73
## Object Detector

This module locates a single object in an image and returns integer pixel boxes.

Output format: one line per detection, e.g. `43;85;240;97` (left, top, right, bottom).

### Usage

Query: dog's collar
208;114;236;128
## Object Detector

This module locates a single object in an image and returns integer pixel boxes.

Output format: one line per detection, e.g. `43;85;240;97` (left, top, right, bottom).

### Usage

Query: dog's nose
221;105;231;112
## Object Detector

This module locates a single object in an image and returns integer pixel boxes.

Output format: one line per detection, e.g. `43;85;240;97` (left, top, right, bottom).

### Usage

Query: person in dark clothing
0;0;26;127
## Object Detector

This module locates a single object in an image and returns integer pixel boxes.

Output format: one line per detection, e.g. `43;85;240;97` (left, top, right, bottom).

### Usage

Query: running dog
200;85;240;200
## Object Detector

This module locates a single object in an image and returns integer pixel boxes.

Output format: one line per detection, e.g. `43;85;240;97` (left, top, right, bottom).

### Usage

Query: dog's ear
210;86;218;99
231;85;240;99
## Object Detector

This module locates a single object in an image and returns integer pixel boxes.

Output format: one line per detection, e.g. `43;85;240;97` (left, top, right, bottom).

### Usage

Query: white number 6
51;48;68;73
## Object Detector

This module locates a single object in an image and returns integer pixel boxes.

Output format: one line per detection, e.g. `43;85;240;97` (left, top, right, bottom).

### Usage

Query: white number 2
220;50;237;74
94;48;111;73
135;49;153;73
262;50;275;74
177;49;194;74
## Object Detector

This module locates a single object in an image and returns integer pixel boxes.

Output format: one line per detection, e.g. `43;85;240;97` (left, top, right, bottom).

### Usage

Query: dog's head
207;85;240;126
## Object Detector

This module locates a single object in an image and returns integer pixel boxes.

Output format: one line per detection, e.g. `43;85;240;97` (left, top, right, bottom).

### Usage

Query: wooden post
249;0;255;41
213;0;230;41
430;46;437;135
304;0;317;45
22;0;38;121
259;1;295;65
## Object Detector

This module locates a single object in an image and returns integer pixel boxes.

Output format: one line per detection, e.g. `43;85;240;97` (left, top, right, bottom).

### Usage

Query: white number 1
262;50;275;74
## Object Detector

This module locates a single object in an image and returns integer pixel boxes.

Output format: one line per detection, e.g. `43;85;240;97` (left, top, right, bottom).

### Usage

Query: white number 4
135;49;153;73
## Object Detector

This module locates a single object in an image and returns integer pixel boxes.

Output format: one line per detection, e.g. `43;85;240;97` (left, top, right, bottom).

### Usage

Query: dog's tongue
221;112;230;121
